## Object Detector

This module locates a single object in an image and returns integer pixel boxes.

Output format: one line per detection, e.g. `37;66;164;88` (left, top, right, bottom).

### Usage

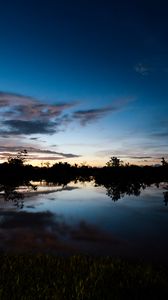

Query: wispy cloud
96;146;168;161
134;63;150;76
128;156;152;159
0;146;80;160
29;137;39;140
72;98;133;126
150;131;168;138
73;107;111;125
0;92;134;135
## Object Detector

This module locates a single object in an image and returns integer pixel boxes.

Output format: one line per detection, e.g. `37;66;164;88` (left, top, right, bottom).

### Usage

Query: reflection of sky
1;181;168;261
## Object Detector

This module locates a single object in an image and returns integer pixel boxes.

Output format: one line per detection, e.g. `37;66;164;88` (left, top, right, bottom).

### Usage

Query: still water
0;180;168;263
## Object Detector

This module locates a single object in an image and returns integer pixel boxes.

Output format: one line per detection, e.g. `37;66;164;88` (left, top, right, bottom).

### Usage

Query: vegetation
161;157;168;167
106;156;123;167
7;149;28;167
0;152;168;183
0;254;168;299
0;151;167;207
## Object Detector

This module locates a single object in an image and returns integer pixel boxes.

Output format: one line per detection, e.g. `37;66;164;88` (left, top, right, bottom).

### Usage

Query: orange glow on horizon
0;154;164;167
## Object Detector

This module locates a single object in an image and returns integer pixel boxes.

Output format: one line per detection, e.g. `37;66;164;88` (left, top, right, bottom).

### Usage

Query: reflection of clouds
1;203;168;262
70;221;120;244
0;211;54;229
24;185;79;196
0;228;77;254
25;205;35;209
0;211;75;254
0;211;125;255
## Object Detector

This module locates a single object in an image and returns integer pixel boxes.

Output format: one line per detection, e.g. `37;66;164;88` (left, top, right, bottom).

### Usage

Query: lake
0;180;168;263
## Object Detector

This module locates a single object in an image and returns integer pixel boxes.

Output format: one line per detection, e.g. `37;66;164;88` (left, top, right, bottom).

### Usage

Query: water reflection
0;210;124;255
0;180;37;208
94;180;168;206
103;182;142;201
163;191;168;206
0;178;168;208
0;184;24;208
0;179;168;262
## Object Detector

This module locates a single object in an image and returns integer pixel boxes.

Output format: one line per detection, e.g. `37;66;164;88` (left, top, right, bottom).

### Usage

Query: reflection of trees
0;184;24;208
99;180;168;206
0;180;37;209
163;192;168;206
104;181;144;201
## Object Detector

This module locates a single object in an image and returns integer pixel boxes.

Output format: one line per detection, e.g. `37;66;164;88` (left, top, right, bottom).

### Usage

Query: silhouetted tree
161;157;168;167
106;156;123;167
44;161;50;168
8;149;27;167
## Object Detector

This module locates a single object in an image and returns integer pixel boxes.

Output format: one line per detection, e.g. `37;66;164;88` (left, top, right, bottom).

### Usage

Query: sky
0;0;167;166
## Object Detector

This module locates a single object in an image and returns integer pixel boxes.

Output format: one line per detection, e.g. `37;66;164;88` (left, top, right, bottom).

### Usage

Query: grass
0;254;168;299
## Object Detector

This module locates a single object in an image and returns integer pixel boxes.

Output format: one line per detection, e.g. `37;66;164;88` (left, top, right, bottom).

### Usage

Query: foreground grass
0;255;168;299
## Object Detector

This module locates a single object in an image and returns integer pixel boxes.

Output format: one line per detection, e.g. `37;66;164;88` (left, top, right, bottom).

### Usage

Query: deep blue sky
0;0;167;165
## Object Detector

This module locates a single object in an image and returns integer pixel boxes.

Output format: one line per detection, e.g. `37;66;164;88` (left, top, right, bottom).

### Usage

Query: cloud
128;156;152;159
0;92;77;136
0;92;75;120
0;155;66;161
73;107;111;125
134;63;150;75
0;92;134;136
3;119;57;135
96;147;168;162
150;131;168;138
72;98;133;126
29;137;39;140
0;145;80;160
